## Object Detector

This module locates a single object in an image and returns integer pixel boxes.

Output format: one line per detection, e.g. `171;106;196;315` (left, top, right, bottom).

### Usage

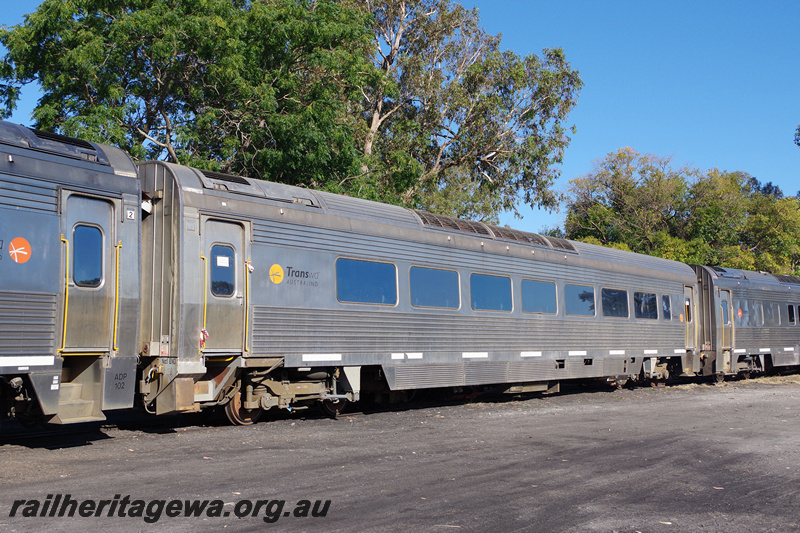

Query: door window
211;245;235;297
73;224;103;287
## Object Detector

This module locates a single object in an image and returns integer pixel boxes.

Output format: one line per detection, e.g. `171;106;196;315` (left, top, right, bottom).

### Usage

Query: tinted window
766;302;780;326
211;245;235;297
789;304;796;326
73;225;103;288
734;299;747;327
601;288;628;318
521;279;557;314
336;258;397;305
662;295;672;320
721;299;730;325
753;302;764;326
470;273;512;311
634;292;658;319
565;284;595;316
410;267;459;309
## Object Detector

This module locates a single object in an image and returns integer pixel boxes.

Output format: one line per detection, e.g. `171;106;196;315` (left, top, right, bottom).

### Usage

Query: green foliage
358;0;582;218
0;0;374;186
564;148;800;275
564;147;695;254
1;0;582;220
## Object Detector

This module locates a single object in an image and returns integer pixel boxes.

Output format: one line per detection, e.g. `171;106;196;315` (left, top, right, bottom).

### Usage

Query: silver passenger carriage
136;160;701;423
0;122;140;425
693;265;800;377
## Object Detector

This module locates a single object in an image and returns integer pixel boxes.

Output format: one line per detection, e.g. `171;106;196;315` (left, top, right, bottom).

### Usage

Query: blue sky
3;1;799;234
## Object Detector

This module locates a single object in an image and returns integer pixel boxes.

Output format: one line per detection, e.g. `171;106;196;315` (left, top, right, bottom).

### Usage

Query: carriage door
684;285;695;351
62;195;116;352
202;220;247;353
719;289;733;351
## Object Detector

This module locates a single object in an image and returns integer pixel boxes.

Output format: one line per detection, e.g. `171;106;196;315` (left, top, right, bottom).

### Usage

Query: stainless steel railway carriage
692;265;800;378
2;121;800;427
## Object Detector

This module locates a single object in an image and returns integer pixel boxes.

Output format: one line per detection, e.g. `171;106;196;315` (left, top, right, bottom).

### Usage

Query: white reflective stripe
609;350;625;355
759;348;770;353
785;347;795;352
406;353;423;359
302;354;342;362
1;356;55;367
391;353;404;360
520;351;542;358
674;349;685;354
462;352;488;359
644;350;658;355
568;350;587;356
734;349;746;354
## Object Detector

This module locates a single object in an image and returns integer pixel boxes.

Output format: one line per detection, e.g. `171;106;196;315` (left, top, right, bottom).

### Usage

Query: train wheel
319;398;346;418
224;389;262;426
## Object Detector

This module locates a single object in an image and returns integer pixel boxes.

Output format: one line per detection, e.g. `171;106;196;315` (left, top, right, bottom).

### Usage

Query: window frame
634;291;659;320
601;287;629;319
409;265;461;310
661;294;672;321
335;257;398;306
72;223;104;289
564;283;596;317
520;278;558;315
469;272;513;312
210;244;236;298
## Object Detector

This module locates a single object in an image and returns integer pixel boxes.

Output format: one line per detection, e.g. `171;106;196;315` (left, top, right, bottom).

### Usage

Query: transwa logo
268;264;320;287
9;237;31;264
269;264;284;284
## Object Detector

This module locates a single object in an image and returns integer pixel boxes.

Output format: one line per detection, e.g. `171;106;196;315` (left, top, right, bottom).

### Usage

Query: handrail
113;240;122;352
58;234;69;354
245;259;252;353
200;253;208;354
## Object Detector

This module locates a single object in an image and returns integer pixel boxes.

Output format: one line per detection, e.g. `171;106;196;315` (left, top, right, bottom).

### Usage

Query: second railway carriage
136;160;700;424
693;265;800;377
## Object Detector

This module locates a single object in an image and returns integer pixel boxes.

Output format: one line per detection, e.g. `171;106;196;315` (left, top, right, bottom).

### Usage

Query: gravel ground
2;377;800;532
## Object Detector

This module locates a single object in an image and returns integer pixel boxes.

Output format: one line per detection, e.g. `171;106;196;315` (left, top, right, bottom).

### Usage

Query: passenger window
336;258;397;305
73;225;103;288
753;302;764;326
210;245;235;297
521;279;557;314
565;284;595;316
720;299;730;325
789;304;796;326
634;292;658;319
601;288;628;318
662;295;672;320
410;266;459;309
734;299;747;327
470;273;512;312
771;303;781;326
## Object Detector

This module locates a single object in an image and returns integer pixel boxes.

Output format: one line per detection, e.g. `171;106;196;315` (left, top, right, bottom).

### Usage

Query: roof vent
774;274;800;284
413;210;492;236
489;225;551;248
200;170;251;186
543;236;577;252
32;129;96;150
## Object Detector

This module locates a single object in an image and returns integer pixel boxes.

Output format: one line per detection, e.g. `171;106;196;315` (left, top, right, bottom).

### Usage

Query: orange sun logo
9;237;31;264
